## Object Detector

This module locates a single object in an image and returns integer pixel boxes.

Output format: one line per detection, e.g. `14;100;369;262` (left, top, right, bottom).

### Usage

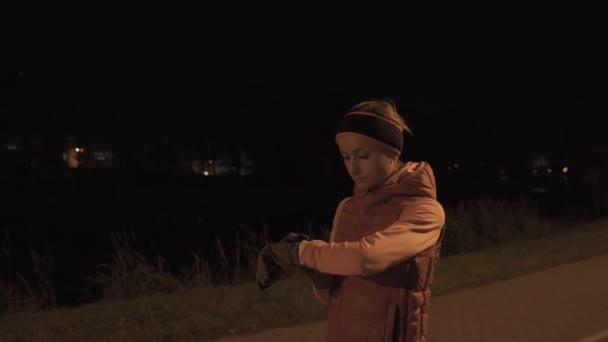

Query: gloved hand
273;233;336;290
267;233;306;270
256;233;310;290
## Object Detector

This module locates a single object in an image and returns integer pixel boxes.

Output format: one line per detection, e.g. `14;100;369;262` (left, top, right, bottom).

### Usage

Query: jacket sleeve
299;198;445;277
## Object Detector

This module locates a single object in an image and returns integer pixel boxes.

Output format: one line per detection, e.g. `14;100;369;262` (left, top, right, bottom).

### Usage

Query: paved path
211;254;608;342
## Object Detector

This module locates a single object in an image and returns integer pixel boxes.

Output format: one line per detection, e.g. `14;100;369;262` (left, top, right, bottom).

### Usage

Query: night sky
6;7;607;171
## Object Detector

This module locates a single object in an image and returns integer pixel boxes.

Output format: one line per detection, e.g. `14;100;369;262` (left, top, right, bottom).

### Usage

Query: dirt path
211;254;608;342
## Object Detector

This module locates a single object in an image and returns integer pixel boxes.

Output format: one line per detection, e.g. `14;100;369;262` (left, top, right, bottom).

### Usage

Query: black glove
273;233;310;271
277;233;335;289
256;244;283;290
256;233;310;290
279;232;310;244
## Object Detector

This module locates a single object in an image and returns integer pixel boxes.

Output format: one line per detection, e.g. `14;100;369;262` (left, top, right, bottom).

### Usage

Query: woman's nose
349;159;360;175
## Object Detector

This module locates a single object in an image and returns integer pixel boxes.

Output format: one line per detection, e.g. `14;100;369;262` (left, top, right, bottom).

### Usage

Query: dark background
2;6;607;305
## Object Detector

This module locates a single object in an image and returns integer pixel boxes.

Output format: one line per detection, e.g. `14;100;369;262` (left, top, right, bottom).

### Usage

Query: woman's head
349;99;412;136
335;99;411;191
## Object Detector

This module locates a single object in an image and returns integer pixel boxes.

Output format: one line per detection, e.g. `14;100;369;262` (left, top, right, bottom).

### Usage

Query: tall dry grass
443;196;546;255
2;196;555;310
0;230;55;313
88;231;183;300
89;220;270;301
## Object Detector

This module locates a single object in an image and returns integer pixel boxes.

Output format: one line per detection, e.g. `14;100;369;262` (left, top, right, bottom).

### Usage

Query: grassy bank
1;217;607;341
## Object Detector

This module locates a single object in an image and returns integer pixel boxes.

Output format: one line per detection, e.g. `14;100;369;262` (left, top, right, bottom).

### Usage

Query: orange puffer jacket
299;161;446;342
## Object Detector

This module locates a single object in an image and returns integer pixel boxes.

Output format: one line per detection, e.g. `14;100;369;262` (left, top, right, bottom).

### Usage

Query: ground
211;254;608;342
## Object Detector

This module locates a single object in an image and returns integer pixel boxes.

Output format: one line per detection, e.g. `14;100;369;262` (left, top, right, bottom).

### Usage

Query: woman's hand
256;244;284;290
256;233;310;290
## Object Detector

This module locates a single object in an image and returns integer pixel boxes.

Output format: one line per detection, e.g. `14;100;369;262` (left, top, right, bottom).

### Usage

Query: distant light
75;147;83;153
562;166;568;174
203;171;210;176
4;144;16;151
94;152;110;161
547;168;552;174
209;160;213;164
532;155;550;168
454;163;459;169
532;168;538;175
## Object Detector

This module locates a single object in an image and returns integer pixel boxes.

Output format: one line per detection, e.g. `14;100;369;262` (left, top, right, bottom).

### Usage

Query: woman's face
336;134;396;191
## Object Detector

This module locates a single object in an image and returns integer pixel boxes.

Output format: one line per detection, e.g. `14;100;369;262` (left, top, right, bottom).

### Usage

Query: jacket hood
353;161;438;200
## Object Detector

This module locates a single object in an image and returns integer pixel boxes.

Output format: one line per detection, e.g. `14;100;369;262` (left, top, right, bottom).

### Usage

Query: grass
0;197;541;311
0;230;55;313
1;215;607;341
431;217;608;295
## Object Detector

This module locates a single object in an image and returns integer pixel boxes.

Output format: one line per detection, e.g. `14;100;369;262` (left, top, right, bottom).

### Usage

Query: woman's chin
355;183;369;191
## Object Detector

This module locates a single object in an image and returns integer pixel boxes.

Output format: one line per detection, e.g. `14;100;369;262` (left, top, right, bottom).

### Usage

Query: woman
257;99;446;342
